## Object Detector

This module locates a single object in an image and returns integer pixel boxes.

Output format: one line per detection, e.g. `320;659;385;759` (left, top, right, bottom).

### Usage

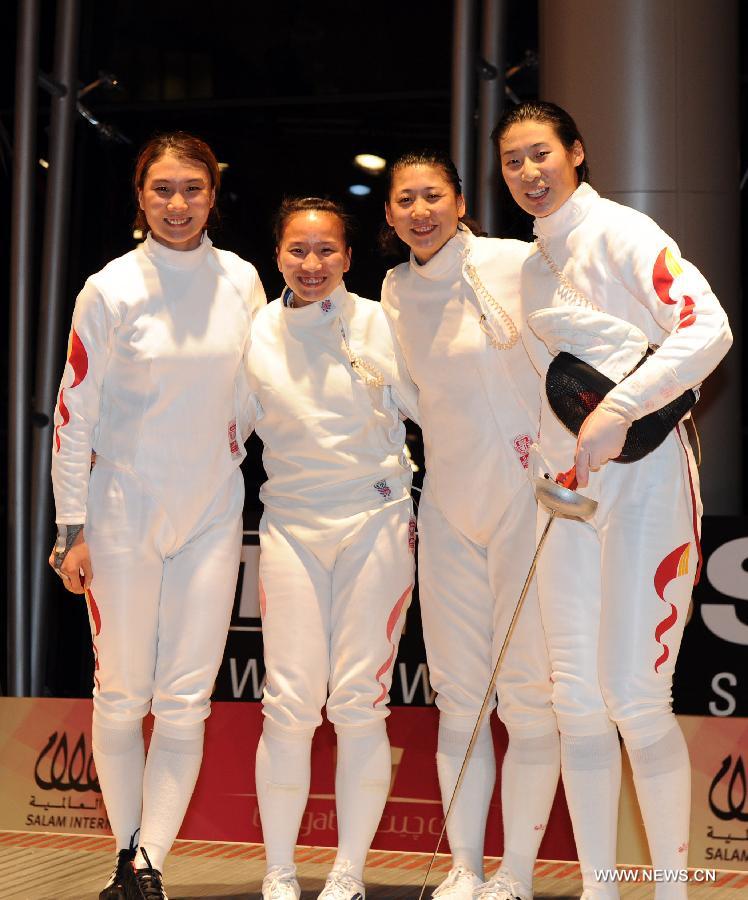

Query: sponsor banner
0;699;108;834
1;698;745;869
676;517;748;717
617;716;748;869
0;697;574;856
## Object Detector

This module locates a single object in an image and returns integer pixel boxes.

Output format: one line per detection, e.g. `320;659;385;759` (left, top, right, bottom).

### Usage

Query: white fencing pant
256;499;415;876
537;427;699;896
259;498;415;730
84;461;243;868
418;480;559;886
85;461;244;729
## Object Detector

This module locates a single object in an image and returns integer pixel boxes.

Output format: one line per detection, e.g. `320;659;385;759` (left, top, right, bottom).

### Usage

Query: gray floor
1;831;745;899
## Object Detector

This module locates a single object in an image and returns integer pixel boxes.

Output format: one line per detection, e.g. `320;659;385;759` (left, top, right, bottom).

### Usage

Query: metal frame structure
8;0;80;697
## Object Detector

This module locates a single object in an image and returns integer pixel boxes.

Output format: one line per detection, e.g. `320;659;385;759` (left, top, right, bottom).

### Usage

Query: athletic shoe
123;849;168;899
474;870;531;900
317;860;365;900
99;847;137;899
431;866;481;899
262;865;301;900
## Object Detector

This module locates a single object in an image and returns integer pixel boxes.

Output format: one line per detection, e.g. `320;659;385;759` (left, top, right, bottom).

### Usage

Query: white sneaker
262;865;301;900
317;860;365;900
432;865;482;899
474;870;532;900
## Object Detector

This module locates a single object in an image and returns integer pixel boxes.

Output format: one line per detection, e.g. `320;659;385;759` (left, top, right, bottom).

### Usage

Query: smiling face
499;120;584;218
276;210;352;306
138;151;215;251
385;164;466;264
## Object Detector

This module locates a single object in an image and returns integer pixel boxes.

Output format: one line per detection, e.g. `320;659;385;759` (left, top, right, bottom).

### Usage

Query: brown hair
133;131;221;233
379;149;483;257
273;196;356;249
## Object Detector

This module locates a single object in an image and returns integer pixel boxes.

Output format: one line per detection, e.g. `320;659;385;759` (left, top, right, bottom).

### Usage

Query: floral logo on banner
26;731;109;832
708;755;747;822
34;731;100;793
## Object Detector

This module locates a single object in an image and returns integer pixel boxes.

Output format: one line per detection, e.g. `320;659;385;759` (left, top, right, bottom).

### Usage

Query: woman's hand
49;528;93;595
574;404;630;488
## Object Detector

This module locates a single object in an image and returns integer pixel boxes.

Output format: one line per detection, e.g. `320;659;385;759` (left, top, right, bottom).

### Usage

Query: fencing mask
529;307;697;463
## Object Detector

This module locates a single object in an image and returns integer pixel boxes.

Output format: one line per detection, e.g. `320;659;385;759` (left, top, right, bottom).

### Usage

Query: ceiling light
348;184;371;196
354;153;386;173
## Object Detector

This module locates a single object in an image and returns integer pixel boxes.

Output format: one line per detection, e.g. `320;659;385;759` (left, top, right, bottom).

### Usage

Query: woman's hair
273;196;356;249
490;101;590;184
133;131;221;233
379;149;483;257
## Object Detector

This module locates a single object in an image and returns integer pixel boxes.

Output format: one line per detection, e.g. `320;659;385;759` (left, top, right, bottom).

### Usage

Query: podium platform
1;831;746;900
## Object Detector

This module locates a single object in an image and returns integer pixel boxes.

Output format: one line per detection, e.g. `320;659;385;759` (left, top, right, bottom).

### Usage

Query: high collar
407;223;472;282
281;281;350;327
532;182;598;241
142;232;212;270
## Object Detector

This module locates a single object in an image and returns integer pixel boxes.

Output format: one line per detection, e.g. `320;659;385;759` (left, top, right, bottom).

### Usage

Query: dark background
1;1;746;701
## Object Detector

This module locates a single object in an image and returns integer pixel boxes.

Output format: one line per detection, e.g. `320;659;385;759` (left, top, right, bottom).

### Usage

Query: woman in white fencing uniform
381;151;560;900
51;133;266;900
495;100;732;899
245;197;418;900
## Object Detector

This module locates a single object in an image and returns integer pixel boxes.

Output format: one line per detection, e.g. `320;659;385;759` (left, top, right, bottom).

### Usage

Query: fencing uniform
381;225;559;896
521;182;732;898
52;233;265;871
245;283;417;892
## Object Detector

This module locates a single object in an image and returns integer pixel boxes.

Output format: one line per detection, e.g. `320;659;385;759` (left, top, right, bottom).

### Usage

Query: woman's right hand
49;529;93;595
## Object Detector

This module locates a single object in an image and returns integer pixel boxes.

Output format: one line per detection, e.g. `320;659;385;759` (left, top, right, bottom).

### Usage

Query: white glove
574;402;630;488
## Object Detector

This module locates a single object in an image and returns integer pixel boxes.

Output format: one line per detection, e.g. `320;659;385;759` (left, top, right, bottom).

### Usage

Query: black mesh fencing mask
546;351;697;463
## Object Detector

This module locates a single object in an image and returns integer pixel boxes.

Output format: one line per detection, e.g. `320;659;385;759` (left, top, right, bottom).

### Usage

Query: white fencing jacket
52;233;266;528
244;283;417;517
381;226;539;547
523;183;732;427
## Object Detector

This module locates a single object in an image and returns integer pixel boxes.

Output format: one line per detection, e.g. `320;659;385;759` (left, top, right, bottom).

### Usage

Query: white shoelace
319;861;365;900
475;870;529;900
263;865;299;900
432;865;479;897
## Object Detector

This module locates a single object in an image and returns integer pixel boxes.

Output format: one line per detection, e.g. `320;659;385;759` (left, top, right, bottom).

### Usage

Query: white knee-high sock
499;729;561;892
333;721;391;881
625;725;690;900
137;723;204;873
436;720;496;878
255;720;314;872
91;713;144;852
560;728;621;899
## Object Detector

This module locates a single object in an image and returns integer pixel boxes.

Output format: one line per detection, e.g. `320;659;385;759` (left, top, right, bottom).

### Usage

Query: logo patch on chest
321;297;333;313
228;418;241;459
373;479;392;501
513;434;532;469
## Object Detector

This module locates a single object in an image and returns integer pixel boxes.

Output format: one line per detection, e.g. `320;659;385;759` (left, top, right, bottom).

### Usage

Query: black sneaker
99;847;137;900
123;849;168;900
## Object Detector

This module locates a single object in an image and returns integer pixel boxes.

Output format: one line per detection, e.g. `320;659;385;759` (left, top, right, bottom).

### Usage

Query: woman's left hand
574;404;630;488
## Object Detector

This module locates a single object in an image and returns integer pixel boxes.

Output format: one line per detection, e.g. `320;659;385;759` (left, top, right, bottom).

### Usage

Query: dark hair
133;131;221;233
273;196;356;249
490;101;590;184
379;149;483;257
